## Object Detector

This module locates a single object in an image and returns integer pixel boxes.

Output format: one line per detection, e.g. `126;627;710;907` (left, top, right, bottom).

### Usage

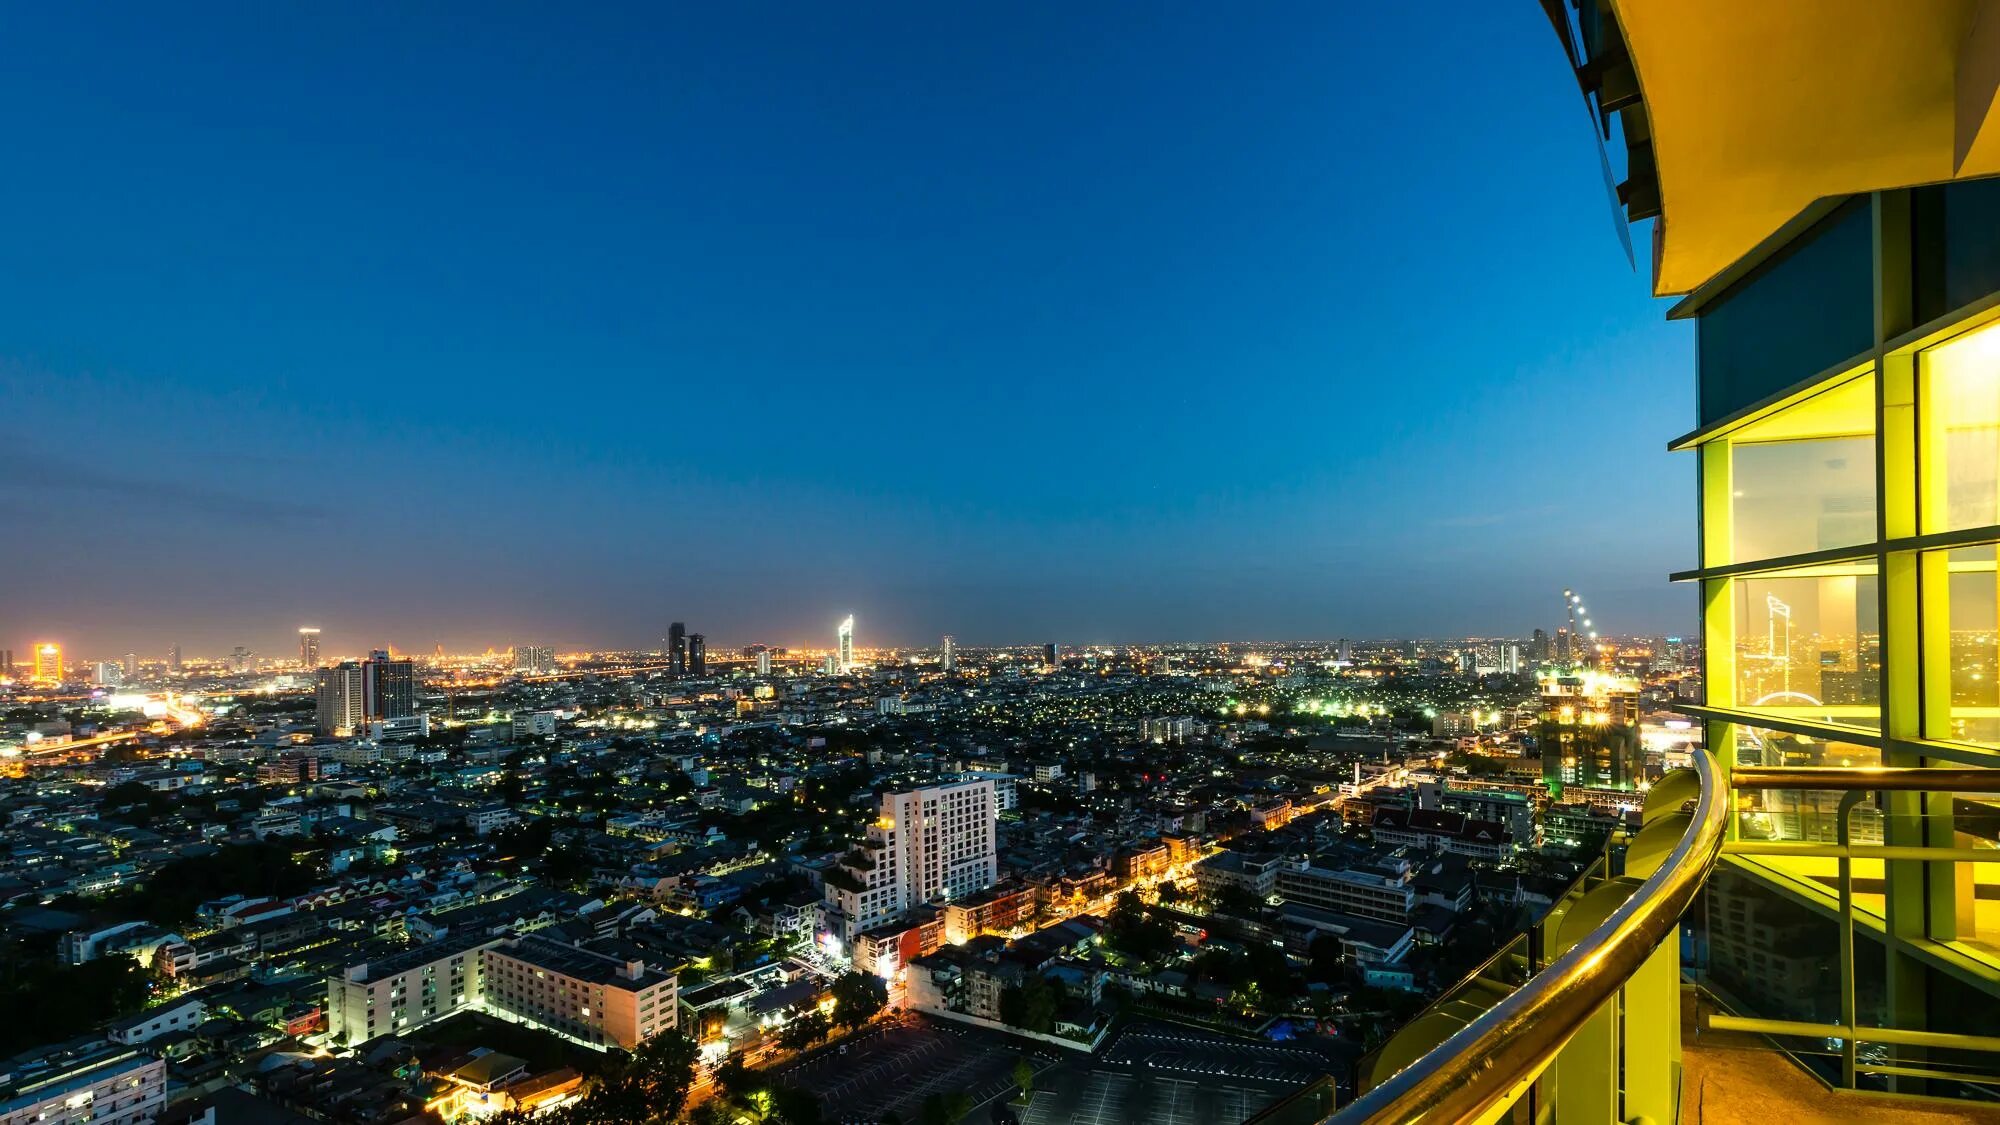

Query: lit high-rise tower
836;615;855;673
30;643;62;685
668;622;687;678
941;634;956;672
299;627;321;670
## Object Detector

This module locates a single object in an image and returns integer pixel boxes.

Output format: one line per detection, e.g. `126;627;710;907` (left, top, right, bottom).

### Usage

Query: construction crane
1561;588;1602;669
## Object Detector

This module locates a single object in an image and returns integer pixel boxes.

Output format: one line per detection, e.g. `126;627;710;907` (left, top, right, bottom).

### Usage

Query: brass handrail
1731;766;2000;791
1326;750;1728;1124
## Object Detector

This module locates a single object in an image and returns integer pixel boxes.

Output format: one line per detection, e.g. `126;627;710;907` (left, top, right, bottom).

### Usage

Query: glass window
1923;545;2000;747
1732;726;1880;846
1731;566;1881;731
1725;373;1877;563
1920;320;2000;534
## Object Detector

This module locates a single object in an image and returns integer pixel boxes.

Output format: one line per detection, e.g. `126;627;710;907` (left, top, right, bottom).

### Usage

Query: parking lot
766;1014;1056;1123
1015;1018;1355;1125
1101;1023;1345;1087
756;1014;1352;1124
1018;1067;1281;1125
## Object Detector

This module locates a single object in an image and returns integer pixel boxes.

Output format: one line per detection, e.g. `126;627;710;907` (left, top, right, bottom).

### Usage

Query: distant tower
316;662;366;736
1042;642;1059;671
122;652;138;678
941;635;956;672
837;616;855;673
169;643;183;673
363;649;417;721
687;633;707;677
31;643;63;685
756;648;772;676
299;627;322;670
668;622;687;678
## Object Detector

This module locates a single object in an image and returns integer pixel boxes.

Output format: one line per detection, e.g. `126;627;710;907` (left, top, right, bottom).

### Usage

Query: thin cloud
0;445;326;523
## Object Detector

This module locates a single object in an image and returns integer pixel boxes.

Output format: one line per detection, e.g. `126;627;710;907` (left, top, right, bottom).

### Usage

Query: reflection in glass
1731;568;1880;731
1731;437;1877;561
1928;546;2000;747
1734;727;1880;844
1922;321;2000;534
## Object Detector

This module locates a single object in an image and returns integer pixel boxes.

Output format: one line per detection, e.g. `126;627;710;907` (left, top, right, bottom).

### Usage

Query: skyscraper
93;662;122;687
168;644;182;673
363;649;417;721
836;615;854;673
299;627;321;670
668;622;687;678
317;662;366;736
940;634;956;672
687;633;707;677
122;652;138;679
1042;642;1059;670
31;643;62;685
513;645;555;675
755;648;772;676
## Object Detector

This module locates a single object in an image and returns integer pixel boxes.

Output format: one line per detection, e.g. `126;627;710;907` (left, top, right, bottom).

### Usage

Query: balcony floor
1683;995;2000;1123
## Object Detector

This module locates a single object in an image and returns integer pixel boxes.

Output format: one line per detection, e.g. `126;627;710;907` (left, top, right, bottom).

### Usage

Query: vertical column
1875;190;1936;1090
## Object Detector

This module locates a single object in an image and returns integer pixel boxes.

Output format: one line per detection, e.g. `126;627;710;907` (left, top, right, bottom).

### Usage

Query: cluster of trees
107;841;317;927
488;817;593;889
1103;891;1177;964
491;1031;699;1125
704;1060;822;1125
998;974;1064;1033
0;950;152;1055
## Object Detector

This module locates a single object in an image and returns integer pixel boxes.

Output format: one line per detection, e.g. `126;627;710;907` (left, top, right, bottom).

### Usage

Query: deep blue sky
3;3;1692;659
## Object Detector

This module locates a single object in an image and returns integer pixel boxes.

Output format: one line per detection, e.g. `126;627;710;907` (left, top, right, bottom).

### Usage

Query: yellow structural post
1548;881;1638;1123
1875;191;1934;1093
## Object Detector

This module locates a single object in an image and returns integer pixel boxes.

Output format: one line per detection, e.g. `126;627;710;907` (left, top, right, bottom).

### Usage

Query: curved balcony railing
1327;749;1729;1124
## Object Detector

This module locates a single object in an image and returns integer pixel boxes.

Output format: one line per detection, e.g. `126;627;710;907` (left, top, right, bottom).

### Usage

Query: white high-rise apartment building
825;778;997;940
940;634;956;672
836;615;855;673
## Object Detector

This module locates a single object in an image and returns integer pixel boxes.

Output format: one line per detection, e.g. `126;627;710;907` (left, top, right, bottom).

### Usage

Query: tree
1104;892;1175;964
919;1091;973;1125
0;953;151;1056
111;841;316;927
998;975;1061;1034
713;1058;756;1100
97;781;172;826
1011;1056;1036;1098
767;1084;824;1125
1156;880;1185;905
777;1008;831;1051
567;1031;699;1124
829;971;886;1028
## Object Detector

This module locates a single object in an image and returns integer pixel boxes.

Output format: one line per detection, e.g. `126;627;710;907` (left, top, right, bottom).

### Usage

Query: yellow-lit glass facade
1682;193;2000;1099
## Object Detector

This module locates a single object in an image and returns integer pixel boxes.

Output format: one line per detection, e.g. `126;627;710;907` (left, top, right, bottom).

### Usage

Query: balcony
1326;758;2000;1123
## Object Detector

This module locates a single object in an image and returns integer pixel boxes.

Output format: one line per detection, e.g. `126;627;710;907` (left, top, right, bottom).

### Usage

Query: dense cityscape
0;610;1716;1125
21;3;2000;1124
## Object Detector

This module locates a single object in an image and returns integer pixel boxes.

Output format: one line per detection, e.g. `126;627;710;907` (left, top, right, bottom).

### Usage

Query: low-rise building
0;1045;165;1125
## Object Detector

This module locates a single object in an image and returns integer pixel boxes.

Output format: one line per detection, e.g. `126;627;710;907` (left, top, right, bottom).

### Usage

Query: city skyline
11;618;1689;668
1;4;1692;654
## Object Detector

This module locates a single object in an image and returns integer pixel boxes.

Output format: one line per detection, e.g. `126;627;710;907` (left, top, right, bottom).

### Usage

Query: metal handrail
1731;766;2000;792
1327;749;1728;1124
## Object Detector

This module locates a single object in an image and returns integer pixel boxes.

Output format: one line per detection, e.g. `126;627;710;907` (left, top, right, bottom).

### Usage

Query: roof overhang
1585;0;2000;295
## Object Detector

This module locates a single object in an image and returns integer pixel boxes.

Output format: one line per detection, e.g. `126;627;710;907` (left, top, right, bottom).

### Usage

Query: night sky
3;3;1693;659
